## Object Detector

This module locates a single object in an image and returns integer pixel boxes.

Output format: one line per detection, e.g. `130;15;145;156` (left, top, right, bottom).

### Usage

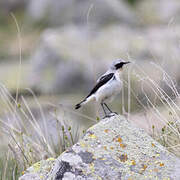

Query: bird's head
110;59;130;71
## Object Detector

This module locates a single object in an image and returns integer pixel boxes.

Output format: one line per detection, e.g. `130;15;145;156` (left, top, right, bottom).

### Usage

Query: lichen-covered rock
19;158;55;180
46;115;180;180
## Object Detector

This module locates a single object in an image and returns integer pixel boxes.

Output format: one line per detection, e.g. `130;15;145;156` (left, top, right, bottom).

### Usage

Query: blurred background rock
0;0;180;125
1;0;180;177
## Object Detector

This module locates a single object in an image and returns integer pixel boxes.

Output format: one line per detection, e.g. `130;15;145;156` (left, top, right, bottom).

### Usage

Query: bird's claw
103;112;118;119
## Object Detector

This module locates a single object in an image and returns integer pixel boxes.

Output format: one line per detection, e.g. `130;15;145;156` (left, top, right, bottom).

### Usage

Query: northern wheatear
75;59;130;117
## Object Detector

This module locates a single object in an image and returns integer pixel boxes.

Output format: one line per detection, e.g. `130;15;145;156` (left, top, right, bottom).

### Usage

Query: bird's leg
103;103;118;115
101;103;108;117
103;103;113;113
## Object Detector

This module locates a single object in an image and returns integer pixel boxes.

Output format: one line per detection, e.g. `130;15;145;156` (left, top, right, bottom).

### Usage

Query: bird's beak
123;61;131;65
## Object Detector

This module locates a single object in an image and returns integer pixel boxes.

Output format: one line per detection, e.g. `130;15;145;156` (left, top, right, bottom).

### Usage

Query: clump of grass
0;85;84;179
125;61;180;157
0;13;79;178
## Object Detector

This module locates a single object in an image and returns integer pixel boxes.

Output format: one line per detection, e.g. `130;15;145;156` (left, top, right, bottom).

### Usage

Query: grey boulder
26;0;136;26
46;115;180;179
19;115;180;179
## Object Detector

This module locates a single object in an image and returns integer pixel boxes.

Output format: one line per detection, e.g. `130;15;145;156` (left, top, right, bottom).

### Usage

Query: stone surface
19;158;55;180
47;115;180;179
19;115;180;179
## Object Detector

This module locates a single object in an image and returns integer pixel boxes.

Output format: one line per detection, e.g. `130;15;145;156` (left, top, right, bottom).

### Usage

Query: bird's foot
103;112;118;119
109;112;118;116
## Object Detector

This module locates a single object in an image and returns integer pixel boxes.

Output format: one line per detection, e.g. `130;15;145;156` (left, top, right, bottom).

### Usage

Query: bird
75;59;130;117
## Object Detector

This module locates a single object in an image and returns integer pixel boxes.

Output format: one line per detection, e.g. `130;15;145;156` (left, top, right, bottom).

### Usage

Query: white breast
95;76;123;103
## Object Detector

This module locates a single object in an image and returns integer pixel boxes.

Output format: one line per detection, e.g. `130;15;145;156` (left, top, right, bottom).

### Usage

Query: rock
137;0;180;25
0;0;26;12
29;25;180;94
19;115;180;179
26;0;137;26
28;26;102;94
19;158;55;180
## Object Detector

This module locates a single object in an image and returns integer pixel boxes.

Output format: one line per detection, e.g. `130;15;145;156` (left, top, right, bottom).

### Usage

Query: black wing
86;73;114;98
98;74;109;82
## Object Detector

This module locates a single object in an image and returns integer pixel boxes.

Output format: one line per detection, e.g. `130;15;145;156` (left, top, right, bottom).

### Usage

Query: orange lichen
139;164;148;174
159;163;164;167
142;164;147;171
151;143;155;147
117;137;122;143
113;135;123;144
104;129;109;133
120;143;126;148
104;146;107;150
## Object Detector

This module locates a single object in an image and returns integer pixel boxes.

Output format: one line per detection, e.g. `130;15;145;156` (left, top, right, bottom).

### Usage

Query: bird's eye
115;62;124;69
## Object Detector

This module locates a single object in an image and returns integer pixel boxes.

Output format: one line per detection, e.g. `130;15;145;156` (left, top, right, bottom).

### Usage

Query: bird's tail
75;95;94;109
75;99;86;109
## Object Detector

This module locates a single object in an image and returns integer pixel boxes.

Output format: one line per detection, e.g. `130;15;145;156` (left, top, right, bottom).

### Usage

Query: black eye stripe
115;62;124;69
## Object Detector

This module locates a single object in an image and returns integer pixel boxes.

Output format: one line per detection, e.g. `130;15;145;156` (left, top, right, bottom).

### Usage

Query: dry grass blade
8;131;30;166
2;150;10;180
10;12;22;103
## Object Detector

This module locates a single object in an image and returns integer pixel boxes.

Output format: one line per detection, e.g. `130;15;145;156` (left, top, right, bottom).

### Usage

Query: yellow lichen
33;162;41;172
89;163;95;172
110;146;114;150
80;142;86;147
47;157;55;161
151;143;155;147
131;160;136;166
89;134;97;139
